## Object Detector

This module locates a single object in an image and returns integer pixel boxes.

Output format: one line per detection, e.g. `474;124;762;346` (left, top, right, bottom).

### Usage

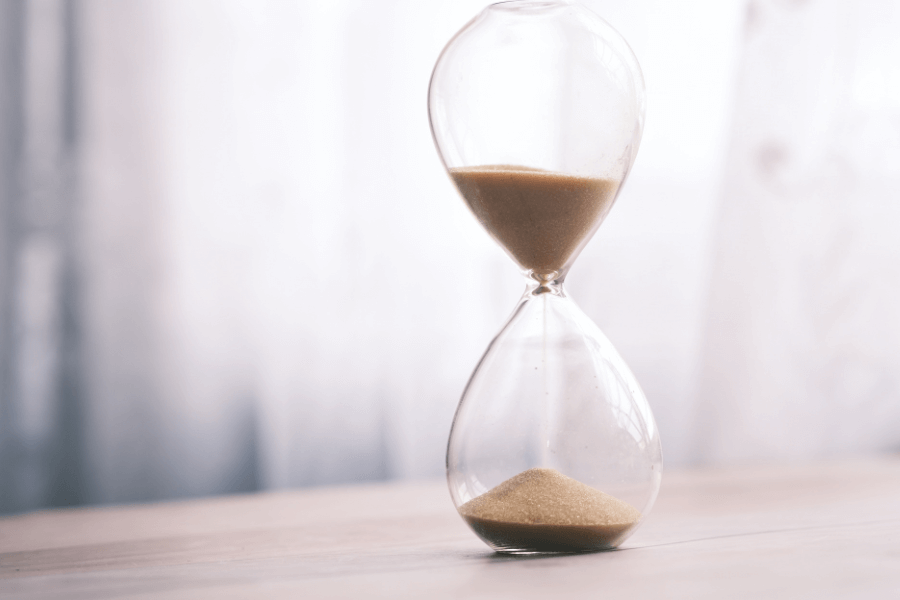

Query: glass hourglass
429;0;661;553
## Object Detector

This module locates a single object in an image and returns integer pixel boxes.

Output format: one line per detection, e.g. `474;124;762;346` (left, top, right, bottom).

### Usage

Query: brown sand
458;467;641;552
449;166;619;276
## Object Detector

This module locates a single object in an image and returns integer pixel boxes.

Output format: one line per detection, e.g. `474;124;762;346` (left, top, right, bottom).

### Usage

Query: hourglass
429;1;661;553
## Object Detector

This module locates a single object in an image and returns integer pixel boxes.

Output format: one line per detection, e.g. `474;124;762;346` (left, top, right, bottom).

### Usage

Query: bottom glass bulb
447;281;662;553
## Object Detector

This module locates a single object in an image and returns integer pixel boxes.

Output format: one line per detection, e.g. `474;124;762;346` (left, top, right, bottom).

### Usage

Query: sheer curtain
1;0;896;514
696;0;900;462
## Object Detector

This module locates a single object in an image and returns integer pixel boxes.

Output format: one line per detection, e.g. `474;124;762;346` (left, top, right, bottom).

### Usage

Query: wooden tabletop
2;457;899;599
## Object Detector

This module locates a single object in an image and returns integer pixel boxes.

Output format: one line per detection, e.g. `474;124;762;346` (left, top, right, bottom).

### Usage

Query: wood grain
1;457;899;599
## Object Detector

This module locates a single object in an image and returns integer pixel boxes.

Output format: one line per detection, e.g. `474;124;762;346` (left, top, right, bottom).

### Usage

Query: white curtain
72;0;747;503
2;0;897;512
696;0;900;462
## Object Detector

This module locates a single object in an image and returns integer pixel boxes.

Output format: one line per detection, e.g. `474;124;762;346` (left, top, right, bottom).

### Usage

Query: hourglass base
463;515;636;554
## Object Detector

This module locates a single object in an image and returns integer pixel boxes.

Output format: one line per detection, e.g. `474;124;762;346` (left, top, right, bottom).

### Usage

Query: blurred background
1;0;898;514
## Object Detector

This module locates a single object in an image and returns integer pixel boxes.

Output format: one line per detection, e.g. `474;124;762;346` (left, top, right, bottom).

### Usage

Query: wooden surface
2;457;899;599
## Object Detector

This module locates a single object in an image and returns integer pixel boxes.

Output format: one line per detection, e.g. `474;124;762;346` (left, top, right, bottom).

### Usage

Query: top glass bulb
429;0;645;282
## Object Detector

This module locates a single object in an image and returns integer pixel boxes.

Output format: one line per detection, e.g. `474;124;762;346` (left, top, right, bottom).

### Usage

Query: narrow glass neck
525;271;566;297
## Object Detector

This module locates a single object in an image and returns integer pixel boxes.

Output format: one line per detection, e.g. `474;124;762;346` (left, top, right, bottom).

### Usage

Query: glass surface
429;0;661;554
